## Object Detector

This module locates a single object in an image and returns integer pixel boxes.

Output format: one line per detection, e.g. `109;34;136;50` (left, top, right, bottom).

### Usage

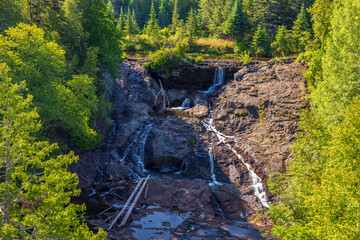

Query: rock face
75;59;307;238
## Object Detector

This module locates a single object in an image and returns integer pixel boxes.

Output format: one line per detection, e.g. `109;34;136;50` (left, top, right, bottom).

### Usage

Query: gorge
74;58;307;239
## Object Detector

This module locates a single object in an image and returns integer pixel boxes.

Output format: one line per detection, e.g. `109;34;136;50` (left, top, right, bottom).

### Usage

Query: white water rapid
202;118;270;208
200;68;225;94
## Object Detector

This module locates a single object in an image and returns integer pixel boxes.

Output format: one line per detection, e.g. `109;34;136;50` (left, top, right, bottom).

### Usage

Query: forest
0;0;359;239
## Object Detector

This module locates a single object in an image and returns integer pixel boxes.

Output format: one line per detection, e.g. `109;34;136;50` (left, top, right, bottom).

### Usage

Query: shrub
238;51;251;65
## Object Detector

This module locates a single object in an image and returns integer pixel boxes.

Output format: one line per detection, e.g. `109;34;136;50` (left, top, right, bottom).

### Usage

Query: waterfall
226;144;270;208
131;123;154;172
119;123;154;173
202;118;270;208
209;140;222;186
171;98;191;110
200;68;225;94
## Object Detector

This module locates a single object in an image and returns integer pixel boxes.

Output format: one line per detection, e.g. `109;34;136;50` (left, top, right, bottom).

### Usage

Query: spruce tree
185;8;198;42
117;7;125;34
143;1;160;37
266;0;296;33
158;0;168;28
291;5;311;53
223;0;247;38
271;25;291;56
251;24;271;57
171;0;179;32
106;0;115;16
0;64;106;239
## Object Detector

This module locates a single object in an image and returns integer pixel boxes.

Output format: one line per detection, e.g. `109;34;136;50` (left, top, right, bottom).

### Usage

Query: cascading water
131;123;155;172
208;139;222;186
200;68;225;94
227;144;270;208
171;98;191;110
202;118;270;208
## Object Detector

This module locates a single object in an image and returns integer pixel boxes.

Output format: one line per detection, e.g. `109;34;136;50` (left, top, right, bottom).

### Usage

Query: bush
195;55;203;63
238;51;251;65
143;46;193;77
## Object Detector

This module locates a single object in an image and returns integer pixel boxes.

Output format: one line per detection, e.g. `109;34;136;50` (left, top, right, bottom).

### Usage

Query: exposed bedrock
75;59;307;217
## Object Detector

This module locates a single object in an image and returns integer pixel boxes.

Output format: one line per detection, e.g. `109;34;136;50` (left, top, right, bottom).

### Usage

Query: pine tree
223;0;247;38
143;1;160;37
131;9;140;34
117;7;125;34
158;0;168;28
106;0;115;16
251;24;271;57
271;25;291;56
266;0;296;33
185;8;198;42
0;63;106;239
171;0;179;32
291;5;311;53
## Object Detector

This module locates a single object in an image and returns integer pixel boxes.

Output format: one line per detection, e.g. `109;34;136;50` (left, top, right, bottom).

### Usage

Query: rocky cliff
74;59;307;239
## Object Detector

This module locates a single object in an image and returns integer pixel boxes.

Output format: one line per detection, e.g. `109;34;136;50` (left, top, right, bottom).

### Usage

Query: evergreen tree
82;0;122;74
117;7;125;34
271;25;291;56
251;24;271;56
132;9;140;34
0;63;106;239
171;0;179;32
291;4;311;52
143;1;160;37
185;8;199;42
158;0;168;28
266;0;296;33
106;0;115;16
245;0;268;32
199;0;227;36
309;0;341;43
223;0;247;38
125;8;139;38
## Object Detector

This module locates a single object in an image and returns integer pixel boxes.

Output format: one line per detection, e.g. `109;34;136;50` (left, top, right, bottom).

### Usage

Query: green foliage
238;50;251;65
267;0;296;33
271;25;291;56
171;0;180;32
266;1;360;239
0;23;100;150
185;8;199;42
117;7;126;35
143;1;161;38
0;63;106;239
82;0;122;74
309;0;341;43
0;0;28;31
312;0;360;126
144;44;193;77
291;5;311;53
125;8;140;38
223;0;247;37
251;25;271;57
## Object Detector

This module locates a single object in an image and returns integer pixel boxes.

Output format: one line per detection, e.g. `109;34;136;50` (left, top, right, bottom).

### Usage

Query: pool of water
128;206;265;240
